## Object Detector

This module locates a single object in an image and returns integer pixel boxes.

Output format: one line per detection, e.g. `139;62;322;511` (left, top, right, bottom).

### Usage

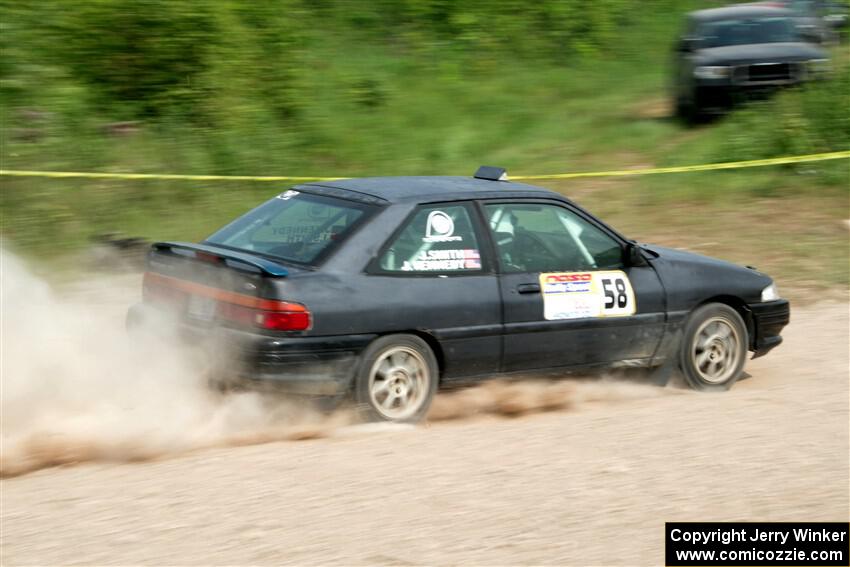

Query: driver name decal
402;249;481;271
540;270;636;320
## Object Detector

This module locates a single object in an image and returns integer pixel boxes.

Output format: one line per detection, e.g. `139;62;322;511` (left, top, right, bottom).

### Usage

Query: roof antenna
474;166;508;181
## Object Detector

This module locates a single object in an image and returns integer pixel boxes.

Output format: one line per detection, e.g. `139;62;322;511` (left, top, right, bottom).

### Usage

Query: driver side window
484;203;623;273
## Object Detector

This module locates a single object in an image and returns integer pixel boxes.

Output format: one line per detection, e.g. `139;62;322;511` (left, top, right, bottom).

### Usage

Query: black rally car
129;167;790;422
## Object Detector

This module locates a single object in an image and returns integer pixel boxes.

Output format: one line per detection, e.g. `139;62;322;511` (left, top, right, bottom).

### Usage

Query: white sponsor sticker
277;190;300;200
540;270;636;320
423;211;463;243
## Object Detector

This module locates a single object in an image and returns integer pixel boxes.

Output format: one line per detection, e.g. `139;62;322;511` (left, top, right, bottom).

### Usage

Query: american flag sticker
464;249;481;269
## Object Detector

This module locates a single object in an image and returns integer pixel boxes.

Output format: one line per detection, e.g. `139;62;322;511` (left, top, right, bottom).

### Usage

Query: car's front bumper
748;299;790;359
694;82;801;111
127;302;375;395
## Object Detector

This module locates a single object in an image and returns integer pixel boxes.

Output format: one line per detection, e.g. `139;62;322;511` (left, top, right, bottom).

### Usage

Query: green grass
1;1;848;296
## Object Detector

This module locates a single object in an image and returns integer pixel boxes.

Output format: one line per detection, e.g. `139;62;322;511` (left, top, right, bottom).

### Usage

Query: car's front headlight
761;282;780;302
694;65;731;79
806;58;831;76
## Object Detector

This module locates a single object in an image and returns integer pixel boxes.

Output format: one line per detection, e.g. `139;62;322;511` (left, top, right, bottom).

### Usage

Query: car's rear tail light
143;272;311;331
217;302;311;331
254;310;311;331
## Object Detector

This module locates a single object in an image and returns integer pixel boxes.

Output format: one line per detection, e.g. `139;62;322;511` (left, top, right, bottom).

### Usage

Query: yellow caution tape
0;170;333;182
511;150;850;180
1;150;848;182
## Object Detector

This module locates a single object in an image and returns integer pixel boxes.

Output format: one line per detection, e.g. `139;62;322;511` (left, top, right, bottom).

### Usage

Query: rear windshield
699;17;798;47
205;190;375;265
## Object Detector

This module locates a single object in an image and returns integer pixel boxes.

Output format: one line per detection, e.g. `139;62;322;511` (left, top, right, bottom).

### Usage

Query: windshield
205;190;375;265
699;17;798;48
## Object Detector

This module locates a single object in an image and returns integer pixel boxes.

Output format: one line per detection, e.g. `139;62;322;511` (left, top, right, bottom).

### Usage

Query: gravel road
1;301;847;566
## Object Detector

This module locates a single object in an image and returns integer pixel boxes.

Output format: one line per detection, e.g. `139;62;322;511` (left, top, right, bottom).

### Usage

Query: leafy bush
52;1;219;117
714;65;850;161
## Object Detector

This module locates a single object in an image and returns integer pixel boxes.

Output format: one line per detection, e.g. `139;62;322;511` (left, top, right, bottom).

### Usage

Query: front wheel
679;303;748;391
674;94;693;123
354;334;438;422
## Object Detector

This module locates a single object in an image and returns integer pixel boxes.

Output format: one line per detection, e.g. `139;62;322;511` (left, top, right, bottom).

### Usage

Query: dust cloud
0;250;349;478
1;250;670;478
428;376;676;421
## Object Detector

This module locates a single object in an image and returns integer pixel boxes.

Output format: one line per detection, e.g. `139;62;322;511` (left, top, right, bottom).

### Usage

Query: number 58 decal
599;273;635;316
540;270;636;320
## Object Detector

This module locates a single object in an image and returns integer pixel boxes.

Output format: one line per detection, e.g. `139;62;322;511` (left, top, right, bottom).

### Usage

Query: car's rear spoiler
151;241;289;277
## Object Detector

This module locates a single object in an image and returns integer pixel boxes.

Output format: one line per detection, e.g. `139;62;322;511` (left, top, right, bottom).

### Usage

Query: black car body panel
749;299;791;357
642;245;771;310
307;176;557;204
638;244;788;360
131;175;790;393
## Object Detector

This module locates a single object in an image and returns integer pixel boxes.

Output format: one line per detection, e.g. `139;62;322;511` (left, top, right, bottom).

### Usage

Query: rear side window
377;204;483;274
206;190;374;265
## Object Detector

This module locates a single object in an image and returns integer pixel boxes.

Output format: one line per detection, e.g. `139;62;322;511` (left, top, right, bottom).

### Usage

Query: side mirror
625;242;648;267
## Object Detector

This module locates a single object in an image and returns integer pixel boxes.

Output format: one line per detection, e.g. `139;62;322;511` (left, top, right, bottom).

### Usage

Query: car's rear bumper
127;302;375;394
227;328;375;394
748;299;790;359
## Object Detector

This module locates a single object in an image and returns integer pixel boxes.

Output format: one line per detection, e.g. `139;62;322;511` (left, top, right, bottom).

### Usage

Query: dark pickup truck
673;5;830;119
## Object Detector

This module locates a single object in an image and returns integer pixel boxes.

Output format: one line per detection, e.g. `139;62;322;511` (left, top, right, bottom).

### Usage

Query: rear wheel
354;334;438;422
679;303;748;391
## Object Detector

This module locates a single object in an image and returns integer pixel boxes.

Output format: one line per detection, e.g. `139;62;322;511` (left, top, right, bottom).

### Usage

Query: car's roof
301;176;561;205
690;4;792;22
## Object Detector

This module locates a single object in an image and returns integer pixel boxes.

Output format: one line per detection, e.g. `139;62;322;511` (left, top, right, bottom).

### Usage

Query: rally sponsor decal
402;249;481;271
423;211;463;243
540;270;636;320
277;189;300;200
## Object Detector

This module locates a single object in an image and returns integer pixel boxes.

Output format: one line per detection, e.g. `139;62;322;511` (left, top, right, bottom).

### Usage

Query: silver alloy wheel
691;316;742;384
367;346;430;421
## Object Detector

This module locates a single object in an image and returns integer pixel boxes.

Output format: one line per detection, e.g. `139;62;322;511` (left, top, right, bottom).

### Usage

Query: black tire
353;334;438;423
679;303;748;391
674;95;692;123
674;86;703;125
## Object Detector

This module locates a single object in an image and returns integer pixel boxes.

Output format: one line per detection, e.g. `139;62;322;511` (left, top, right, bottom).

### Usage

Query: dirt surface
1;288;847;565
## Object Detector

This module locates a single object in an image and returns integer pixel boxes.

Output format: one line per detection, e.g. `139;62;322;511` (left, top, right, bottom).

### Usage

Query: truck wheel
679;303;748;391
674;95;692;122
354;334;438;423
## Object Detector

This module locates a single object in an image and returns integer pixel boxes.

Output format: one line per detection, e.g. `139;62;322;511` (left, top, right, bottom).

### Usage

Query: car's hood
695;42;827;65
642;244;773;307
643;244;748;271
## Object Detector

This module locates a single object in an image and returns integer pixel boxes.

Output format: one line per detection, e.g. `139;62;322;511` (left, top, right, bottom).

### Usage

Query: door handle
517;283;541;294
